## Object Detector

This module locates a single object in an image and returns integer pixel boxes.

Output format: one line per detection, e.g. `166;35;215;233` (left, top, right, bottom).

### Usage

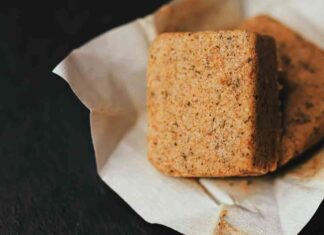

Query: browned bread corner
147;31;280;177
240;15;324;166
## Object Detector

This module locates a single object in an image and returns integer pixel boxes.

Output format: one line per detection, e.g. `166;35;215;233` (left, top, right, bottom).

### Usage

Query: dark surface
0;0;323;234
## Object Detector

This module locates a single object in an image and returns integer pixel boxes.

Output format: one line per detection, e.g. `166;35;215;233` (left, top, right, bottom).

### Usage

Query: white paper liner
53;0;324;234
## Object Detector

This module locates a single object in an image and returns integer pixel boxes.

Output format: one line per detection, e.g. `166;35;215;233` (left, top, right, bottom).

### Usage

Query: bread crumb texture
216;209;246;235
147;30;280;177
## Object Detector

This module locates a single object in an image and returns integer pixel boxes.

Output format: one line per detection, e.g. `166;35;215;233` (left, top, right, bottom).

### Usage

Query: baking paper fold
53;0;324;234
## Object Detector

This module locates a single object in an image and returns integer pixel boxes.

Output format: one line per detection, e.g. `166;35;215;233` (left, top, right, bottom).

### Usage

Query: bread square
147;31;280;177
240;15;324;165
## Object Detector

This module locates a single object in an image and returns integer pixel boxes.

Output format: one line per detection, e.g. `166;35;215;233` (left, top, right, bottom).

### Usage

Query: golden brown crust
147;31;280;177
240;15;324;166
254;35;281;171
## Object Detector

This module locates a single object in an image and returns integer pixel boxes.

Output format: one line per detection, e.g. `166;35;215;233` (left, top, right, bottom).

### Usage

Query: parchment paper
53;0;324;234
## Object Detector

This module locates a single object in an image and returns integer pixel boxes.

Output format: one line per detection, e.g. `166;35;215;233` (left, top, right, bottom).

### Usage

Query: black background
0;0;323;234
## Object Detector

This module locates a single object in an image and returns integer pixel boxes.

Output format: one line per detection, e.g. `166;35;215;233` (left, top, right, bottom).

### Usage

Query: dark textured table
0;0;323;234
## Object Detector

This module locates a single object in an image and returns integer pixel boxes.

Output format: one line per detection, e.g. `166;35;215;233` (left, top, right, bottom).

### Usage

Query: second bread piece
240;15;324;165
147;31;280;177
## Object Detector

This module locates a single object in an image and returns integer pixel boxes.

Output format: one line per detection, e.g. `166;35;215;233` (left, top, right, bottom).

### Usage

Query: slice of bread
147;31;280;176
240;15;324;165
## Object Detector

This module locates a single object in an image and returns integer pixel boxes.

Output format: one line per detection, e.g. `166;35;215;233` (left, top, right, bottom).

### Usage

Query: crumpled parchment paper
53;0;324;234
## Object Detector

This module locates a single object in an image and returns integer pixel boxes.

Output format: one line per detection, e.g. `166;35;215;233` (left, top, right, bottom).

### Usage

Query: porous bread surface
147;31;280;177
240;15;324;166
